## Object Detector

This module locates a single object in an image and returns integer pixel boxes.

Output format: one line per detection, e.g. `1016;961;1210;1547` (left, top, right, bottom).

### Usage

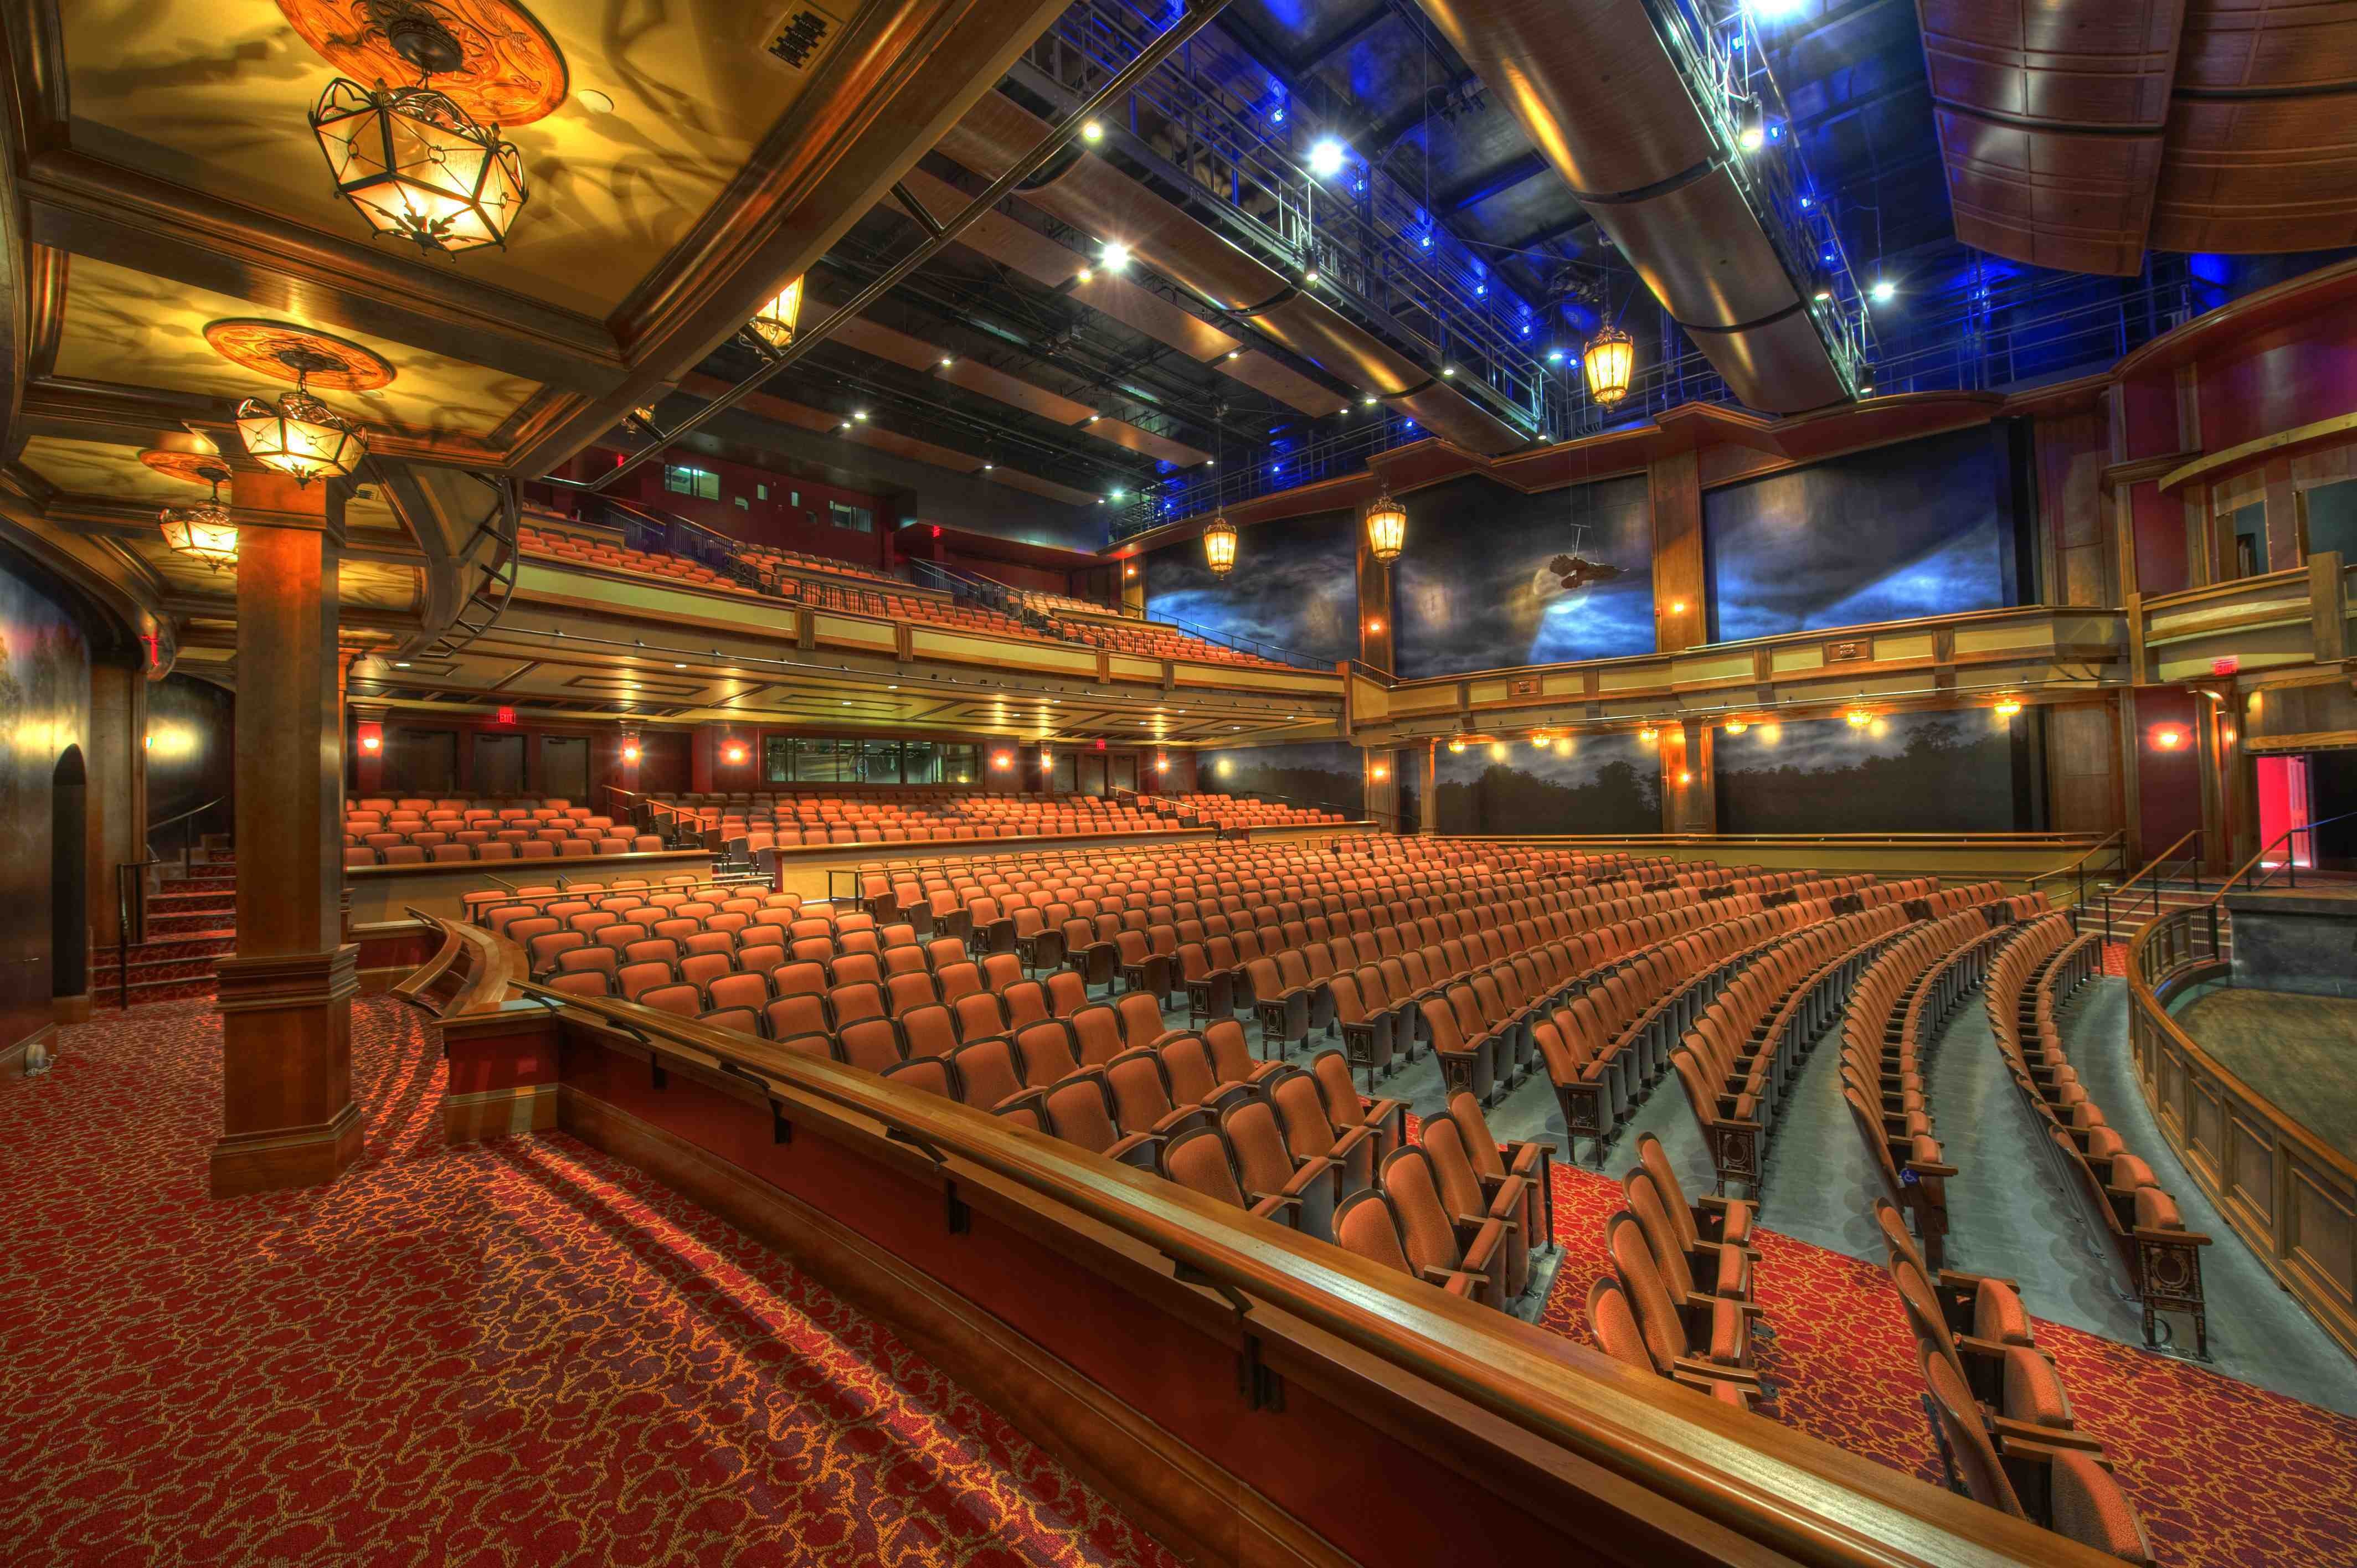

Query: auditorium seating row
1838;894;2028;1270
1872;1202;2159;1563
644;791;1344;854
758;567;1041;640
1138;793;1352;832
1328;1090;1556;1307
1588;1131;1768;1410
1039;613;1294;670
1529;874;1892;1162
518;524;747;594
344;799;661;865
1670;899;1924;1198
1984;915;2210;1354
729;542;897;587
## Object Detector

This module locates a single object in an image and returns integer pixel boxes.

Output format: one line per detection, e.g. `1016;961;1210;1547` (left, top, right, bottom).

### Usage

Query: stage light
1308;138;1347;178
1870;278;1896;305
1080;119;1104;143
1100;240;1131;272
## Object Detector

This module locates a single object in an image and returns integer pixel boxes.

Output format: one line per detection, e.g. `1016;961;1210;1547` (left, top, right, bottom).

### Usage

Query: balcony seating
344;796;662;864
1984;913;2210;1353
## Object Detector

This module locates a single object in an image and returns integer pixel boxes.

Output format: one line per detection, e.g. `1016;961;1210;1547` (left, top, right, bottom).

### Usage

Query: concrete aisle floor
1217;971;2357;1411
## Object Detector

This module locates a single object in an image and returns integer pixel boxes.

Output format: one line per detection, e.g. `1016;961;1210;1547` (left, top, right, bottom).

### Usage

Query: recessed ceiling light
393;661;410;668
674;662;686;668
981;462;994;470
939;357;954;368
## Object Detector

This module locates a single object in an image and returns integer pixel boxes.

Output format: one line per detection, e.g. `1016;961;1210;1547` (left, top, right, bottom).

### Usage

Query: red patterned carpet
0;1000;1178;1568
1525;1149;2357;1568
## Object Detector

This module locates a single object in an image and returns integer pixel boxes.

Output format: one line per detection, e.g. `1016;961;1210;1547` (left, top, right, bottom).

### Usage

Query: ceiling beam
1299;7;1398;73
22;150;626;395
1439;151;1552;213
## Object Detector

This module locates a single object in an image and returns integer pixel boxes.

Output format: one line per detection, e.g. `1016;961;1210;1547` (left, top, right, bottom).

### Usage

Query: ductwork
1414;0;1852;414
1918;1;2183;277
933;91;1530;455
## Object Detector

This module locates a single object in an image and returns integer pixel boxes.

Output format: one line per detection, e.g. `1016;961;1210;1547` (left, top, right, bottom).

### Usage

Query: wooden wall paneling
2037;412;2114;605
1646;450;1703;652
2045;700;2124;838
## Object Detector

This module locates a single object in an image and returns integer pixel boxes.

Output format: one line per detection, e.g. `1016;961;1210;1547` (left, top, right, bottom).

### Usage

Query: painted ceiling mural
1393;473;1654;679
1704;426;2020;644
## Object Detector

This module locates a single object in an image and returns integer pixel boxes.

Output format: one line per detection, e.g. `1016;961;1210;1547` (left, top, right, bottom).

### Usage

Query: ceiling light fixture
1308;138;1348;178
235;350;368;485
1100;240;1131;272
1202;514;1238;578
157;465;239;571
1363;489;1406;564
308;11;528;256
1080;118;1104;143
749;276;806;351
1583;324;1635;406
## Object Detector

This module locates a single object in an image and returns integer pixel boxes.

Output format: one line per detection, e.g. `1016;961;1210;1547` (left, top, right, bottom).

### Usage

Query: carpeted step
91;930;236;964
148;888;236;915
147;910;236;937
90;953;223;985
89;974;218;1007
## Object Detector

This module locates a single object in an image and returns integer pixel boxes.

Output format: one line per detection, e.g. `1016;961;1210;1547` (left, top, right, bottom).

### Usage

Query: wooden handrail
2103;828;2200;905
2126;905;2357;1358
514;981;2118;1567
2024;830;2123;891
394;909;526;1016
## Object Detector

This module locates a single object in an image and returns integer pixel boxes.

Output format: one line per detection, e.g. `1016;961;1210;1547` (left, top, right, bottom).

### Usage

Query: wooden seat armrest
1421;1265;1482;1292
1991;1416;2108;1454
2134;1225;2212;1245
1937;1268;2018;1292
1246;1192;1304;1226
1672;1356;1764;1389
1905;1157;1960;1179
1684;1290;1766;1321
1455;1211;1518;1242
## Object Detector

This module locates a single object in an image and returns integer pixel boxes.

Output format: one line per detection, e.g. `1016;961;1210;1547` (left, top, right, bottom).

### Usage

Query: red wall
591;447;897;571
2196;308;2357;455
2134;688;2202;857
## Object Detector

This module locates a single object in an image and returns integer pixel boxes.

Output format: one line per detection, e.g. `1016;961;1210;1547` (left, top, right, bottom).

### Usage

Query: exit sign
495;706;516;725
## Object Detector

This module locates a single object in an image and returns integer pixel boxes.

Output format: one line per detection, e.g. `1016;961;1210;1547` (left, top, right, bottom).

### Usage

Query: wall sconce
1365;618;1385;634
1371;763;1390;781
991;751;1013;770
722;740;748;765
1637;725;1658;744
1845;707;1872;728
359;731;382;753
1668;599;1687;615
1677;770;1694;785
1721;720;1747;736
1994;697;2023;719
2151;725;2187;751
1447;737;1466;754
1155;754;1171;772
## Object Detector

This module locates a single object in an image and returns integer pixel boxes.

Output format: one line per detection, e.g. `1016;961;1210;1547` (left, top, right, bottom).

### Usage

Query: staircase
2080;878;2232;958
92;836;236;1008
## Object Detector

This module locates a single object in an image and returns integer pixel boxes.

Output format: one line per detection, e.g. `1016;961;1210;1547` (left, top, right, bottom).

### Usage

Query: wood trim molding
557;1083;1354;1568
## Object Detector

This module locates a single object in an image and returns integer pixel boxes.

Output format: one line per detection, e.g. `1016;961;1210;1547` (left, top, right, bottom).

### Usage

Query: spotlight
1738;115;1764;152
1870;278;1896;305
1361;394;1378;406
1308;138;1347;179
1100;240;1131;271
853;409;869;421
1303;266;1320;285
1546;348;1566;364
1075;266;1094;283
1080;119;1104;143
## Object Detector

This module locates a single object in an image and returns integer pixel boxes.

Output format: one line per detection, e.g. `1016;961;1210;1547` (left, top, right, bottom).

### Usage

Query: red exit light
494;706;516;725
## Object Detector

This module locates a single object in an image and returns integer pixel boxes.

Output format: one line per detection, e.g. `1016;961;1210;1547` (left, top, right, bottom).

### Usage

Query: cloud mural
1145;509;1358;666
1394;474;1654;678
1714;710;2025;833
1705;426;2020;643
1434;733;1659;836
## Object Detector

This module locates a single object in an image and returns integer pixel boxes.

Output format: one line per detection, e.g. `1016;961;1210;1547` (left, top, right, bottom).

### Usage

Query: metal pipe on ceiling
558;0;1236;496
1414;0;1854;415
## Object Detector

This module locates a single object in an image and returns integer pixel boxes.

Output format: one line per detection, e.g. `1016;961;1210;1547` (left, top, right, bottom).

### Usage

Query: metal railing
111;859;157;1010
910;559;1327;670
1034;0;1548;431
2085;829;2202;946
147;795;225;873
1117;245;2206;539
2025;830;2125;912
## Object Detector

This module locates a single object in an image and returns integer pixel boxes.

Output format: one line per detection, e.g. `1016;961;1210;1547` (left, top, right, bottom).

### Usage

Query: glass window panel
859;741;902;784
793;738;853;782
902;741;939;785
763;737;792;783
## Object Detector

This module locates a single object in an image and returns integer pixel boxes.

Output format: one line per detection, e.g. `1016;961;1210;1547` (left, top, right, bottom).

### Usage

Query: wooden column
1119;558;1145;616
1355;515;1395;674
1648;450;1706;652
1363;749;1400;831
211;467;360;1199
1418;739;1438;837
1663;720;1716;834
83;659;148;953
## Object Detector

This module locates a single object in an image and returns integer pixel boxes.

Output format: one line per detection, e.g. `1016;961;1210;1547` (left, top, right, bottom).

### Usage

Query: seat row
518;523;748;595
1671;900;1923;1199
1838;896;2016;1270
1984;914;2209;1354
1532;878;1891;1163
1872;1201;2158;1564
1587;1131;1769;1410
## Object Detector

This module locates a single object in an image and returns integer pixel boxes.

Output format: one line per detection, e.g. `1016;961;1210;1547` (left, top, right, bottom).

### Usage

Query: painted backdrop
1434;733;1658;836
1704;426;2023;643
1714;710;2028;834
1198;741;1366;821
1145;509;1357;666
1394;473;1654;678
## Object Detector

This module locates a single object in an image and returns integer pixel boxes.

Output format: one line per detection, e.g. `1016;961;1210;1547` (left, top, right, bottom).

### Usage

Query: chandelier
1363;489;1406;563
1202;514;1237;577
748;277;806;352
236;350;369;486
1583;324;1635;406
157;466;239;571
